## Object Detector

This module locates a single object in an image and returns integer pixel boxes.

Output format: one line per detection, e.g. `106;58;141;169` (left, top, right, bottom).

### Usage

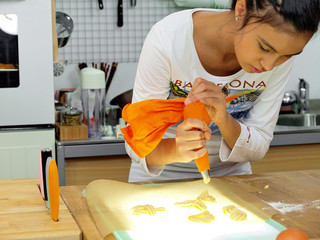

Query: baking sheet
113;219;285;240
85;179;285;239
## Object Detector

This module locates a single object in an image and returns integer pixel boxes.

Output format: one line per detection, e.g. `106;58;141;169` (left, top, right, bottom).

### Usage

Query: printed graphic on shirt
168;80;264;135
170;81;188;98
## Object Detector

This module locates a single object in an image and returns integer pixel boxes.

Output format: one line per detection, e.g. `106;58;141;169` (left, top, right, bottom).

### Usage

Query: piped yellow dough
222;205;247;221
222;205;237;215
196;190;216;204
230;209;247;221
131;204;165;216
174;200;207;211
188;210;215;223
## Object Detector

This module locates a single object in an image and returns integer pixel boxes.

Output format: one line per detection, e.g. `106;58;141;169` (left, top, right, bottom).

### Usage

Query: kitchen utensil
56;11;74;48
184;101;211;184
45;157;60;222
105;62;118;96
85;178;274;239
110;89;132;109
104;63;110;80
39;148;52;201
117;0;123;27
280;92;299;113
130;0;137;6
98;0;103;9
51;0;64;76
105;105;121;126
78;62;88;70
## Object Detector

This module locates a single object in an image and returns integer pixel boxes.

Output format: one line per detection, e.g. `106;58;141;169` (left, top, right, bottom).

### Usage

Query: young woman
125;0;320;182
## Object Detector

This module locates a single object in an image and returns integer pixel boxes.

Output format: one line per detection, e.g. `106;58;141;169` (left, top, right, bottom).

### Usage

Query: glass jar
60;106;82;126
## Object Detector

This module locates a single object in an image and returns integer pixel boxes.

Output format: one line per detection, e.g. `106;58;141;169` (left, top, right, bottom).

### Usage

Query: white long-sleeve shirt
126;8;293;182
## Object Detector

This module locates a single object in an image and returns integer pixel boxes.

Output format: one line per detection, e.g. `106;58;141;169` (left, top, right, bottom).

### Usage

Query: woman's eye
259;43;270;53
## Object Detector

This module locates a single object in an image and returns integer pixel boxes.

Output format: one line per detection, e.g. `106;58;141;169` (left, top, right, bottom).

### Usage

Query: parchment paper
85;179;270;239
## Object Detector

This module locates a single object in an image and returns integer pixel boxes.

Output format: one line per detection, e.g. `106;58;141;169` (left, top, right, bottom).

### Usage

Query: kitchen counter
56;118;320;185
0;178;81;240
60;170;320;240
271;99;320;145
56;99;320;185
272;125;320;146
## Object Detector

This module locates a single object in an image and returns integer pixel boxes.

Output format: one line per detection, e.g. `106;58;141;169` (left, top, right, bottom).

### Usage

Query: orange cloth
121;98;211;173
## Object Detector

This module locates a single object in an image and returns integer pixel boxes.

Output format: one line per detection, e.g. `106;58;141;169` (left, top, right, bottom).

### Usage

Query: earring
235;16;239;21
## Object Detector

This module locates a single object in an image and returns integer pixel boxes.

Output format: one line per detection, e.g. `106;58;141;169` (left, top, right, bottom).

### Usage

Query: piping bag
120;98;211;183
183;101;211;183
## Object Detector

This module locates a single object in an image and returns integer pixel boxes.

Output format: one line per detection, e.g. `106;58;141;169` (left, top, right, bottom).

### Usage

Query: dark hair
231;0;320;33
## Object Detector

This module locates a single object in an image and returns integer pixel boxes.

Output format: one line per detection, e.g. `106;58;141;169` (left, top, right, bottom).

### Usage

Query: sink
277;113;320;127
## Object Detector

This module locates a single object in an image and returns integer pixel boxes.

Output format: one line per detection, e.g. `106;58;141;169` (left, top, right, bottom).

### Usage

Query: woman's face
234;22;312;73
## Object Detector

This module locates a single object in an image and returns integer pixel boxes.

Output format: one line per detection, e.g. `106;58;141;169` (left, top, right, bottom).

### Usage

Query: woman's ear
234;0;247;19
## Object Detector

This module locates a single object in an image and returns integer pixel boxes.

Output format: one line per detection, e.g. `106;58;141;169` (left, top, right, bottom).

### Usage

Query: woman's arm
185;77;241;149
185;59;294;163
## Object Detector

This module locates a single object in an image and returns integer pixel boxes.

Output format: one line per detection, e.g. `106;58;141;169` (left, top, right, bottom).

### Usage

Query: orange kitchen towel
121;98;211;172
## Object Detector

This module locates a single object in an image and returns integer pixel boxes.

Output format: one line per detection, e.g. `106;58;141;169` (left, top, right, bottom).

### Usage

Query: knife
98;0;103;10
45;157;60;222
117;0;123;27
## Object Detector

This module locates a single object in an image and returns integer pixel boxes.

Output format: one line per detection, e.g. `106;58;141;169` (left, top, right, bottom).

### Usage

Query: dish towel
121;98;211;181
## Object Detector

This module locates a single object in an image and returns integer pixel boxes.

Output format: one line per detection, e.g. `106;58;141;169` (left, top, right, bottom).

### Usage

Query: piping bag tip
200;170;211;184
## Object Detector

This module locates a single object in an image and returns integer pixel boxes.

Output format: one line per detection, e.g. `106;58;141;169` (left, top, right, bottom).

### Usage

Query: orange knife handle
48;160;60;221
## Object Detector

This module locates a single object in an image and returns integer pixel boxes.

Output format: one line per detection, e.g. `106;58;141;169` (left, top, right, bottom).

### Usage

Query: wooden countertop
0;178;81;240
60;170;320;240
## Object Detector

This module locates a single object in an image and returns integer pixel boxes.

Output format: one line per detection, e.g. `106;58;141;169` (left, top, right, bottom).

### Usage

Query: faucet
281;78;310;114
298;78;309;114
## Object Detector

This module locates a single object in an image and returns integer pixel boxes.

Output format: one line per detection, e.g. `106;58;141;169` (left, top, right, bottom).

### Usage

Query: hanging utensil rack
54;0;183;64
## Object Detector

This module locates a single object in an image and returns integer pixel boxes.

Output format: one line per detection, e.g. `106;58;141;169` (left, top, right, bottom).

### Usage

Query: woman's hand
175;117;211;163
185;77;228;125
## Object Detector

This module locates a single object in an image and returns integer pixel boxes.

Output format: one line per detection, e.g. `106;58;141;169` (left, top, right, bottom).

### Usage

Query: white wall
287;32;320;99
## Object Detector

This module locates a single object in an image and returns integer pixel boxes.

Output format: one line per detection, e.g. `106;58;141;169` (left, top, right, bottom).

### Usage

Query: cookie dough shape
131;204;165;216
222;205;247;222
174;200;207;211
188;210;215;223
222;205;237;215
230;209;247;221
196;190;216;204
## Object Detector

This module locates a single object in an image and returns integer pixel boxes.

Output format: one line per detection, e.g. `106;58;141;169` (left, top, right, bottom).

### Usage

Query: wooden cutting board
0;178;81;240
60;170;320;240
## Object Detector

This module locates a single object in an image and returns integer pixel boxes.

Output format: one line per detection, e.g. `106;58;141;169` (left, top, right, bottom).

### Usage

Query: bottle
80;68;106;139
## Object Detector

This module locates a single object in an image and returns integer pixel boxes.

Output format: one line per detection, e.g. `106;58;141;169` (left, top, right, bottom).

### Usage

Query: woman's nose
260;55;278;71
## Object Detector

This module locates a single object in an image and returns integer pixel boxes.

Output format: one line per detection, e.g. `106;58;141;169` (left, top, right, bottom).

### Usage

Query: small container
81;68;105;139
55;104;67;123
60;106;82;126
